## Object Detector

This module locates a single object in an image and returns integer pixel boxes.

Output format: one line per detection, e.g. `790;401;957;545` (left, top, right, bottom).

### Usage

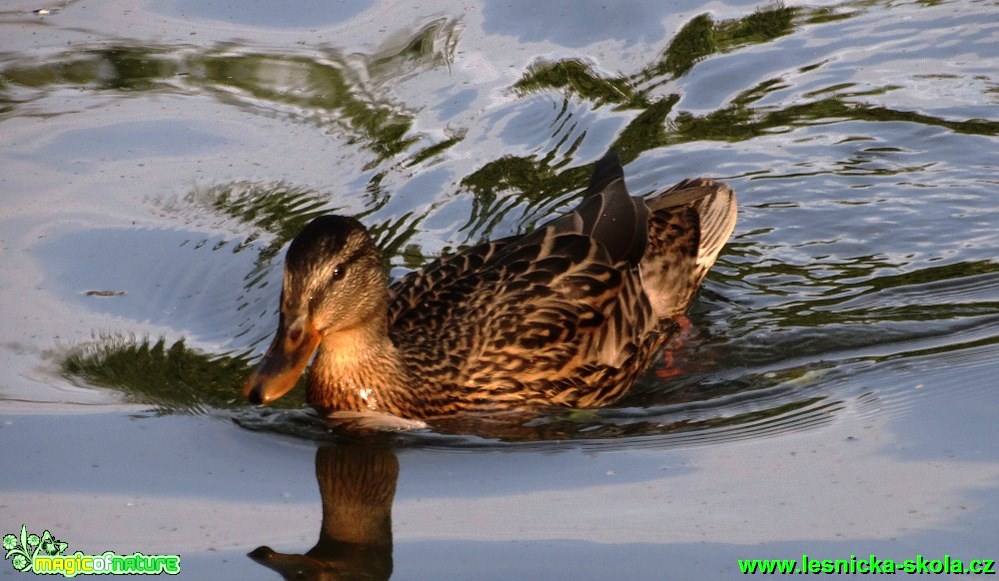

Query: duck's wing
640;178;737;319
537;151;649;267
388;154;666;408
387;236;515;334
450;212;661;408
389;152;647;335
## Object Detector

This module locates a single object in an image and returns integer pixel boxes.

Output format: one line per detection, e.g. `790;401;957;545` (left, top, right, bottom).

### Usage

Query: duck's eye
331;265;346;281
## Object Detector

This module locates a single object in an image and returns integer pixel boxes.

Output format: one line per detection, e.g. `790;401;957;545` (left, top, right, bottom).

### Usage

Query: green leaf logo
1;534;17;552
3;525;67;573
39;531;67;557
4;524;179;575
3;525;33;572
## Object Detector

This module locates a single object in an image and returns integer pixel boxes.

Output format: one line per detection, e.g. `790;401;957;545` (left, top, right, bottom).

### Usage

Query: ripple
10;0;997;457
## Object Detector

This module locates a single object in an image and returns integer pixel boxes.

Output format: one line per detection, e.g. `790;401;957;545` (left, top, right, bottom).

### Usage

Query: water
2;0;997;578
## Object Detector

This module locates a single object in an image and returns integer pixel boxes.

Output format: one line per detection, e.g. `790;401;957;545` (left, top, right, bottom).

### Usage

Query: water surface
1;0;997;578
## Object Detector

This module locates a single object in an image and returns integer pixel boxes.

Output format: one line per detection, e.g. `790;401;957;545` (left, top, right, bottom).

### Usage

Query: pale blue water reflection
1;0;997;578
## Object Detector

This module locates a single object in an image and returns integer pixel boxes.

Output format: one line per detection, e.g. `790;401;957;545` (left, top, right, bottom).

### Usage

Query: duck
243;152;736;420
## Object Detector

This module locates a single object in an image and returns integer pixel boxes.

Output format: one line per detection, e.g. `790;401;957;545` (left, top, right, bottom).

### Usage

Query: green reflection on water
29;4;995;441
652;7;797;80
189;182;338;267
60;337;291;414
2;47;180;91
0;18;462;162
196;51;419;160
469;4;996;234
172;179;433;286
461;6;820;240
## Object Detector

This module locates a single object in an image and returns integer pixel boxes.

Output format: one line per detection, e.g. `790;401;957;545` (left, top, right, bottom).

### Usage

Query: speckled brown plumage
243;153;737;420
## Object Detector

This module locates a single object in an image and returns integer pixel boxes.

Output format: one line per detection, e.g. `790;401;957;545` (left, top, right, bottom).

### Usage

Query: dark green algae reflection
42;4;999;445
1;16;463;163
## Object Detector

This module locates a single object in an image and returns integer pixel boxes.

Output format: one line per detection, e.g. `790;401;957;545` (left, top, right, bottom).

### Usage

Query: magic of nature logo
3;525;180;577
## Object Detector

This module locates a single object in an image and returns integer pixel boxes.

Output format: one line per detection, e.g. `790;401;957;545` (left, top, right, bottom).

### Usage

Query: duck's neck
308;318;414;416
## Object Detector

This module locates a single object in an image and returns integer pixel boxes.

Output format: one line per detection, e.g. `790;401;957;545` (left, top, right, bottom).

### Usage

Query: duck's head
243;215;387;406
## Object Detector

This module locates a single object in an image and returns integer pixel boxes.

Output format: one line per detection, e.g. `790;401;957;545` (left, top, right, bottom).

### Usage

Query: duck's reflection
249;443;398;580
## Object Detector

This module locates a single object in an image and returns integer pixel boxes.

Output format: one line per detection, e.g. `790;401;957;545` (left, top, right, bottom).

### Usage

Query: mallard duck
243;153;736;419
249;444;397;579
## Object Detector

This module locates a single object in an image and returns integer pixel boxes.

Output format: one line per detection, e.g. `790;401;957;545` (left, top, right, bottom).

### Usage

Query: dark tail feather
572;152;648;266
585;151;625;196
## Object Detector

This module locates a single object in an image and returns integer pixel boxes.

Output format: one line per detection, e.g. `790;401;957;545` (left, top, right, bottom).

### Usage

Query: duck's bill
243;318;321;406
247;546;327;579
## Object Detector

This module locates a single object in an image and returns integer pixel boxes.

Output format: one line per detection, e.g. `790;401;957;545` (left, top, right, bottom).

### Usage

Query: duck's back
387;154;735;411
